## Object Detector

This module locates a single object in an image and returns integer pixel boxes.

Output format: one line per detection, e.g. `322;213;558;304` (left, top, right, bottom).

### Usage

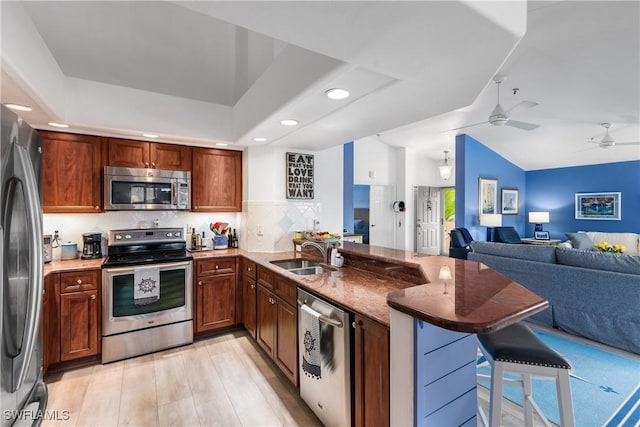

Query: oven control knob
175;232;181;237
115;235;122;240
125;234;132;239
166;232;173;237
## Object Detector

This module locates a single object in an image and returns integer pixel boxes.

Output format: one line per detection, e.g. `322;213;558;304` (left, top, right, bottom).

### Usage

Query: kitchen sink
270;259;336;275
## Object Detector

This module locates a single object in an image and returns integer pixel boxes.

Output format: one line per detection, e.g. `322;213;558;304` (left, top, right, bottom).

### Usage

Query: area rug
477;328;640;427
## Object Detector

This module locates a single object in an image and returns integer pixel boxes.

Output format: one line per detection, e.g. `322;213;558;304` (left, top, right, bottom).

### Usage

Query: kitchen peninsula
43;241;547;426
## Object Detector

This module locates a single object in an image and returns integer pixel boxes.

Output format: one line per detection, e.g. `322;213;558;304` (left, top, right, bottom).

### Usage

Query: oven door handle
171;181;177;206
297;299;343;328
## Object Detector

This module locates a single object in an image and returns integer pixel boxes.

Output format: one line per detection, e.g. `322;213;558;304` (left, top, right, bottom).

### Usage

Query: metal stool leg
489;361;505;427
556;369;575;427
522;373;534;427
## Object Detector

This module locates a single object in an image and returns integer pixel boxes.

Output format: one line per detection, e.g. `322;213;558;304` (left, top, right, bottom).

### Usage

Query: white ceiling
1;1;638;170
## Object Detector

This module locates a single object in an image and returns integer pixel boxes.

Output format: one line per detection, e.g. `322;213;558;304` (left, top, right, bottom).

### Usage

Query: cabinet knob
94;206;100;210
90;294;96;300
144;162;149;168
247;267;252;272
198;281;203;286
250;283;255;289
76;279;83;285
271;298;276;305
151;162;156;168
215;265;219;270
352;321;358;329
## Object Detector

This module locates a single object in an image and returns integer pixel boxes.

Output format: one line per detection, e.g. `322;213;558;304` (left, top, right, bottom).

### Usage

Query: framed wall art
479;177;498;215
501;188;519;215
286;152;314;199
575;192;621;220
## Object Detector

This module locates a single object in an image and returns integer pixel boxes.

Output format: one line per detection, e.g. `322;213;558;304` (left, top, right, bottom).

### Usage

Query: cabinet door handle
352;321;358;329
198;281;203;286
90;294;96;300
76;279;83;285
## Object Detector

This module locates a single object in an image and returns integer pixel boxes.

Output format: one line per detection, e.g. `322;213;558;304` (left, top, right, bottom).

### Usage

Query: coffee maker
81;233;102;259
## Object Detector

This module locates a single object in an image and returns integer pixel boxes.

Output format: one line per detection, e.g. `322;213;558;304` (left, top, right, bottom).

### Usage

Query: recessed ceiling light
281;119;299;126
253;137;267;142
325;88;350;100
48;122;69;128
215;143;228;147
5;103;33;112
142;133;159;138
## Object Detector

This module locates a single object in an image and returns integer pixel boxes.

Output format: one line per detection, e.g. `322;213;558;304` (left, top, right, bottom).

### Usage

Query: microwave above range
104;166;190;211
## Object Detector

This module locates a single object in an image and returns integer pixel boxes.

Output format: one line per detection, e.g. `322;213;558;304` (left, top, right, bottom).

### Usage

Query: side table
520;238;562;246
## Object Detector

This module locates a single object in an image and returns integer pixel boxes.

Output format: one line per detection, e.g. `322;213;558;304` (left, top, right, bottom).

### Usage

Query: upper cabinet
107;138;191;171
192;148;242;212
40;131;103;213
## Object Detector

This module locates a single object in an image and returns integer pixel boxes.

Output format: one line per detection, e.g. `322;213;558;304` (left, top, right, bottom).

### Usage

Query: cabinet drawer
242;258;257;281
197;258;236;276
257;267;274;291
274;275;296;306
60;270;99;293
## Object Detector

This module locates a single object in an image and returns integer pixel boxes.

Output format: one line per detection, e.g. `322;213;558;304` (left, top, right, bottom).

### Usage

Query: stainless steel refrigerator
1;105;48;426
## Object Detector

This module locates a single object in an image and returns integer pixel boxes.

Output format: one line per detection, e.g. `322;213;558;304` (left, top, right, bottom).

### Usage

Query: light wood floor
43;330;323;427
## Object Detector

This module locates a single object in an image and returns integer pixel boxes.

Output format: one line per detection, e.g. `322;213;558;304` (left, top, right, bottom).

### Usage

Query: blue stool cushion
478;323;571;369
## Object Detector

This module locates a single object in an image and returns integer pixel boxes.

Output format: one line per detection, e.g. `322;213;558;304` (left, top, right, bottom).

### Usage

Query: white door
416;186;440;255
369;185;395;248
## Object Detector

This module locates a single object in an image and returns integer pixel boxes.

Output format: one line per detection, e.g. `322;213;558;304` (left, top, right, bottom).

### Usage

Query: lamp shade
528;212;550;223
479;214;502;227
438;265;452;280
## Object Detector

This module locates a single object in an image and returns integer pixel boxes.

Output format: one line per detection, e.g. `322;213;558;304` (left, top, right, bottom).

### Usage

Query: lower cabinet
59;270;100;362
354;314;390;427
194;258;237;334
255;268;298;386
242;258;258;338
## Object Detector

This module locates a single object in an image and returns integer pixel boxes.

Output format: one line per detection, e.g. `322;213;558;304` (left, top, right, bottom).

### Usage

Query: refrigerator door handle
10;143;44;393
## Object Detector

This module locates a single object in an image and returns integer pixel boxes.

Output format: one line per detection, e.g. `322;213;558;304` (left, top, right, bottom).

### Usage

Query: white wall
354;136;396;185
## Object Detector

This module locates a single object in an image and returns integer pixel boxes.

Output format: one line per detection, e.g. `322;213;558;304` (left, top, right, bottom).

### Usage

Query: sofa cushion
493;227;521;244
565;232;593;250
556;247;640;275
471;241;557;263
585;232;640;256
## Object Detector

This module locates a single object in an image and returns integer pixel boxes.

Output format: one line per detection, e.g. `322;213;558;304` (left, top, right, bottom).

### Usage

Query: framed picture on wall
501;188;519;215
479;177;498;215
575;192;621;220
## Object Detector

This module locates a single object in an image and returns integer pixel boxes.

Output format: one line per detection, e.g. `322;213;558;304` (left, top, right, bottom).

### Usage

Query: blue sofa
469;241;640;354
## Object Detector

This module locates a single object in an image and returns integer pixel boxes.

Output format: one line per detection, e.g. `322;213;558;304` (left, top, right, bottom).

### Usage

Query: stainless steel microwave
104;166;190;210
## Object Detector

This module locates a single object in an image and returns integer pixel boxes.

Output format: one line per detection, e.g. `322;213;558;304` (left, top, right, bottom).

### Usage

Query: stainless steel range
101;228;193;363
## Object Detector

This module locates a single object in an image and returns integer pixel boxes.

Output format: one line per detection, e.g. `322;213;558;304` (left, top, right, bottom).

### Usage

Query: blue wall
526;161;640;238
343;142;354;233
455;133;640;241
455;134;527;241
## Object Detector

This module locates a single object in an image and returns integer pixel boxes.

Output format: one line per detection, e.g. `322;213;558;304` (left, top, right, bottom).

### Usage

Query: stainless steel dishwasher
297;288;352;427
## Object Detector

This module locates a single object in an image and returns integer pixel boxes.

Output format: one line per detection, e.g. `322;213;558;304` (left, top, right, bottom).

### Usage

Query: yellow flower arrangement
594;241;626;253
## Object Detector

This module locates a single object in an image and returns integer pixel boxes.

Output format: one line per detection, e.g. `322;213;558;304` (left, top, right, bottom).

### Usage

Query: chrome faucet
301;241;328;264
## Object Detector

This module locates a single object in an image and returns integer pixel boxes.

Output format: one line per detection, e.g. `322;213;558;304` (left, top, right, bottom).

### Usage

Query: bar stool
476;323;574;427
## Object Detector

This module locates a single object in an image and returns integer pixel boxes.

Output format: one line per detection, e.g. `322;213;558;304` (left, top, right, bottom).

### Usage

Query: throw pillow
565;232;593;250
494;227;521;244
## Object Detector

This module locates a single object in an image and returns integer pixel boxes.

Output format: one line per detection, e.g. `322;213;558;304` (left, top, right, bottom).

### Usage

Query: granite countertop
42;244;548;331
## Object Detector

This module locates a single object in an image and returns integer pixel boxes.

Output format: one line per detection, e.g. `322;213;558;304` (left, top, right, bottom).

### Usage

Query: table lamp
529;211;550;232
480;214;502;241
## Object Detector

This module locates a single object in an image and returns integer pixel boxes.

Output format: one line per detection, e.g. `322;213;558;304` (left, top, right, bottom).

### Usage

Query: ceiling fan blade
440;121;488;133
504;100;538;117
505;120;539;131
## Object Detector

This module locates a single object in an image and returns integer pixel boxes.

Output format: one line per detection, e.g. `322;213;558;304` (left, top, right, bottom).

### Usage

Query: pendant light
439;150;452;180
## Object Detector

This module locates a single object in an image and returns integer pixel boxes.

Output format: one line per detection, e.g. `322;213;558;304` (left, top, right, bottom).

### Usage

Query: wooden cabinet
192;147;242;212
107;137;191;170
242;258;258;338
42;272;60;372
59;270;100;362
194;258;237;333
40;131;103;213
354;314;390;427
255;267;298;386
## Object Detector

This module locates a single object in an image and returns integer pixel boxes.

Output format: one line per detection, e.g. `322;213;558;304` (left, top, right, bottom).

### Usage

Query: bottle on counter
227;229;232;248
232;229;238;248
191;228;197;250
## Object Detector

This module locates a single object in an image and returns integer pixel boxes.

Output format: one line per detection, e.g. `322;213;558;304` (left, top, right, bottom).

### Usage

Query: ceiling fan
444;75;539;133
587;123;640;148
